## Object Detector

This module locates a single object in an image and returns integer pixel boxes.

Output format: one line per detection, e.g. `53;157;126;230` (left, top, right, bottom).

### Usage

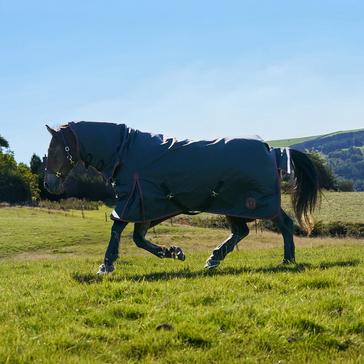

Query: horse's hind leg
205;216;249;270
133;222;185;261
272;208;295;263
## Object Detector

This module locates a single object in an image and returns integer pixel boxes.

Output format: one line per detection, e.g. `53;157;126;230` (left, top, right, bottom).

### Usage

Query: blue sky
1;0;364;163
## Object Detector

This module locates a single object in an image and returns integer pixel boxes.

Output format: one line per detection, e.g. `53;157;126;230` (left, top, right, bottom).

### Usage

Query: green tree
336;178;354;192
0;138;39;203
0;152;32;203
0;135;9;149
30;154;43;174
307;151;337;190
29;153;56;200
18;163;40;200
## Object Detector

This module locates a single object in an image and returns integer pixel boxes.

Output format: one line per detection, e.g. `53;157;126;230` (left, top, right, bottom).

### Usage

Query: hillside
269;129;364;191
269;134;321;148
268;128;364;148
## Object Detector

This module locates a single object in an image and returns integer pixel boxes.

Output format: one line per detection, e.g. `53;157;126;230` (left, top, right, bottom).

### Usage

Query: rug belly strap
160;181;225;215
160;183;198;215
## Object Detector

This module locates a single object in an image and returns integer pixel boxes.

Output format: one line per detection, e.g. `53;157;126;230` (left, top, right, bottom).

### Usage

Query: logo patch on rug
246;197;256;209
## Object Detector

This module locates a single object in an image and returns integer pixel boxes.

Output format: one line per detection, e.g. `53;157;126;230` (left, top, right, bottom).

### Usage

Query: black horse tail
289;149;321;234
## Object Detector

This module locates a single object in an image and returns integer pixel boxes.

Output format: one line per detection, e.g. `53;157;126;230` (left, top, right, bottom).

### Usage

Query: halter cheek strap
60;132;75;167
48;130;76;179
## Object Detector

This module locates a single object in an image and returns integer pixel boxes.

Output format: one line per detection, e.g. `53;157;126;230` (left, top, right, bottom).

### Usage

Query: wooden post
81;207;85;219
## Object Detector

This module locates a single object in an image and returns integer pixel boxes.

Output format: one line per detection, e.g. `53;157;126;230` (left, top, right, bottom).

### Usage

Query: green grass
282;191;364;224
0;207;111;258
0;203;364;363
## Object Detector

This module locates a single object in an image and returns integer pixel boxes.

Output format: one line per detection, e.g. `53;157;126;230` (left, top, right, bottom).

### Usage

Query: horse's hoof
281;258;296;265
96;263;114;275
170;246;186;261
204;258;220;270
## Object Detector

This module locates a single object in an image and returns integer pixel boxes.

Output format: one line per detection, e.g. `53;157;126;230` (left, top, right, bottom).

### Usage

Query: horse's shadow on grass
72;259;360;284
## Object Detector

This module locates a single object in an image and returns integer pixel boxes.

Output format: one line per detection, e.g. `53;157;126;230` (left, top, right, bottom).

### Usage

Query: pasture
0;193;363;363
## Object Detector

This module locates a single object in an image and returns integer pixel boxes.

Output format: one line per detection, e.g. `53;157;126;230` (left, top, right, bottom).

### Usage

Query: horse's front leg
97;220;128;275
133;221;185;260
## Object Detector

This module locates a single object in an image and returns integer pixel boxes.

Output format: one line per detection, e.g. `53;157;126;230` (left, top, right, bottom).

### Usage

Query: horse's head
44;124;78;195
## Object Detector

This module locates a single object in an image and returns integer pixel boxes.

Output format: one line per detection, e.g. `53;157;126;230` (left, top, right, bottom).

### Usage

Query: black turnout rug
69;122;282;222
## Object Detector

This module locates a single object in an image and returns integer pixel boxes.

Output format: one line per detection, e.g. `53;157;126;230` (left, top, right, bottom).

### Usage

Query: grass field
0;195;363;363
282;192;364;224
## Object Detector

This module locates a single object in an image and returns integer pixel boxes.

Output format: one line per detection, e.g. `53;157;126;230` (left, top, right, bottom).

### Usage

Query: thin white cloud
66;57;364;141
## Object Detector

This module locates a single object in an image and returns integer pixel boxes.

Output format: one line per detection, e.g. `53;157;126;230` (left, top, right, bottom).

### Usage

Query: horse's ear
46;125;57;137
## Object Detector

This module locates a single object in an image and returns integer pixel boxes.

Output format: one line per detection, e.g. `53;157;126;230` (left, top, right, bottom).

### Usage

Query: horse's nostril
44;182;48;189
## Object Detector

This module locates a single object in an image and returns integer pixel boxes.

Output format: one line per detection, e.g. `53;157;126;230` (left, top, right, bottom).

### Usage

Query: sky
1;0;364;163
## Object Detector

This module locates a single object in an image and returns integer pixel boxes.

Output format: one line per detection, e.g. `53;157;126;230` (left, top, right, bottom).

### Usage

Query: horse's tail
288;149;321;234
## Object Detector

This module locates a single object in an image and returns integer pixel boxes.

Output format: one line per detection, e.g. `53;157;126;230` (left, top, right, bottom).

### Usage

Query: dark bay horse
44;122;320;274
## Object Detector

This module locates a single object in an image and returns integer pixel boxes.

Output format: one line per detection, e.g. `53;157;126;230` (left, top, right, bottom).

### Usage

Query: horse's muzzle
44;173;65;195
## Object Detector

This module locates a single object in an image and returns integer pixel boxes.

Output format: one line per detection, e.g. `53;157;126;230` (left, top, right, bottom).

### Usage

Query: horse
44;121;320;275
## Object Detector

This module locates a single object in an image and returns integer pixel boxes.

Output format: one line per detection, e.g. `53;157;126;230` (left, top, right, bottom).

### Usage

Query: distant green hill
269;134;320;148
268;128;364;191
268;128;364;148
